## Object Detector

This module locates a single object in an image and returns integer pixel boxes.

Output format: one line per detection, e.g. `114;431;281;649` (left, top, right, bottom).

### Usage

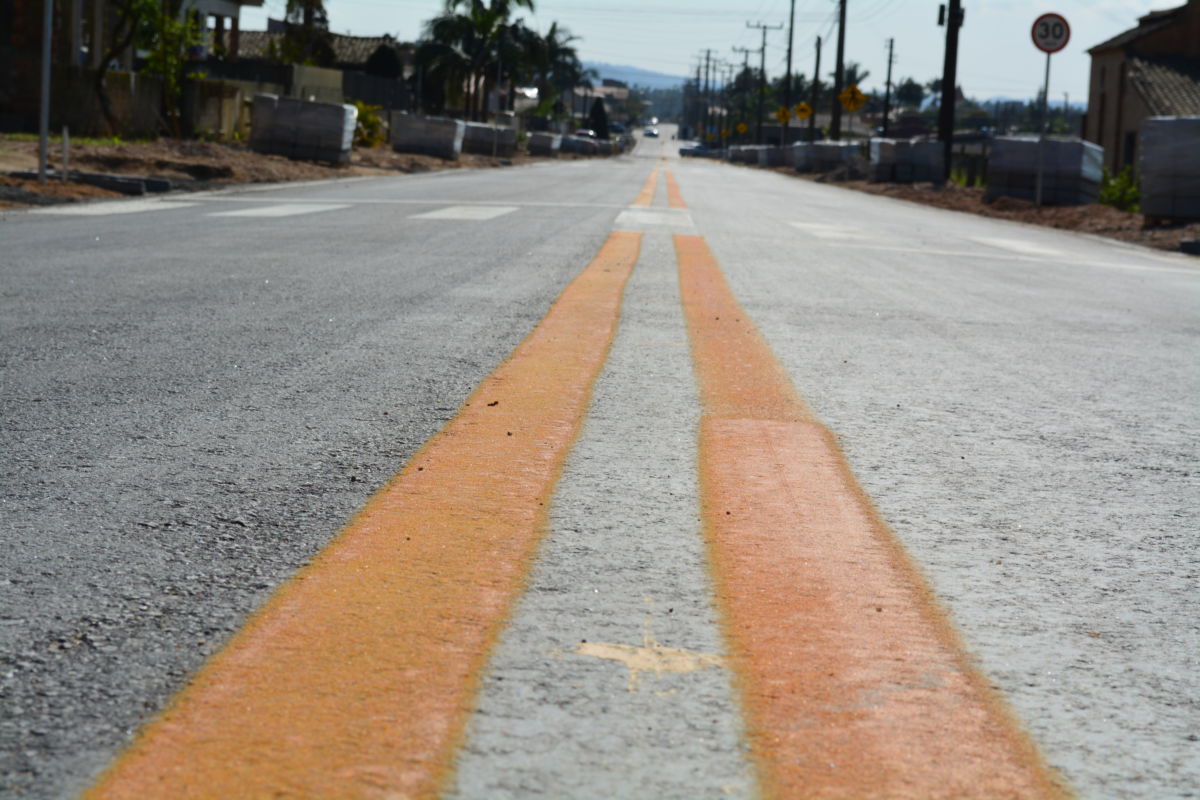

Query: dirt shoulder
0;135;562;210
759;163;1200;255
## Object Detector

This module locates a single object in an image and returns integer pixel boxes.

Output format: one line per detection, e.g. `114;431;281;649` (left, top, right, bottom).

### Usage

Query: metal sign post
1031;13;1070;206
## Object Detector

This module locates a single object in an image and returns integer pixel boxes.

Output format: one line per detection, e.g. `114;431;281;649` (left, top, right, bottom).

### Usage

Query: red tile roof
1129;56;1200;116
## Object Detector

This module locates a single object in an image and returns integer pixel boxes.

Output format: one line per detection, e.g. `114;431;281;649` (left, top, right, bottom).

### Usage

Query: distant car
643;126;659;138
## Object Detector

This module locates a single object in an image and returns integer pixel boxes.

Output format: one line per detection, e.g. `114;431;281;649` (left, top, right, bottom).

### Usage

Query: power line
746;20;784;144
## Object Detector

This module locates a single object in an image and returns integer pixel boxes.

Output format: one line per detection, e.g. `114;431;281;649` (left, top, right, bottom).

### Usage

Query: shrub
352;102;386;148
1099;165;1140;213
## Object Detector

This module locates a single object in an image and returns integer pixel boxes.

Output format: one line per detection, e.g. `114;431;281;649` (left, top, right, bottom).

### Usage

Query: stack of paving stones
389;112;465;160
985;136;1103;205
868;139;945;183
788;142;814;172
812;140;862;172
1140;116;1200;221
757;147;787;167
869;138;912;182
911;141;945;182
462;122;518;158
527;132;562;157
727;145;763;164
250;94;357;164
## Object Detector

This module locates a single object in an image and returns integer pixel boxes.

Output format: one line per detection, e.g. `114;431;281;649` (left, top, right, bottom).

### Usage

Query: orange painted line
633;169;659;206
85;232;643;800
675;233;1071;800
663;170;687;209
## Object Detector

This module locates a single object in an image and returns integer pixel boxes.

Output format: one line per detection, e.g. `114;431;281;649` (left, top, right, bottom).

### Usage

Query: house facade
0;0;262;131
1083;0;1200;173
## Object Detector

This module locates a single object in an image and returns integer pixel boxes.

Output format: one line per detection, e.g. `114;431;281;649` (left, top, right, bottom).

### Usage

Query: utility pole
38;0;52;184
733;46;753;142
783;0;796;144
746;21;782;145
882;38;895;137
715;61;734;140
694;61;703;137
808;36;821;142
703;49;714;141
829;0;847;140
938;0;964;180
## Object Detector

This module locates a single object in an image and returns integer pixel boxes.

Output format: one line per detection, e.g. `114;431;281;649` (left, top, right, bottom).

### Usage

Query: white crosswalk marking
971;236;1064;257
33;200;197;216
614;208;695;230
410;205;518;220
208;204;351;218
788;222;874;240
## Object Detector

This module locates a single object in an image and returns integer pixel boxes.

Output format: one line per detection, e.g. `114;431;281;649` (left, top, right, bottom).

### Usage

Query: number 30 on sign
1032;13;1070;53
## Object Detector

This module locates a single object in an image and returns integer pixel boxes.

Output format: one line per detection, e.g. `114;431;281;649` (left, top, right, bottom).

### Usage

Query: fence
51;67;164;137
20;61;412;141
342;71;411;112
949;142;989;187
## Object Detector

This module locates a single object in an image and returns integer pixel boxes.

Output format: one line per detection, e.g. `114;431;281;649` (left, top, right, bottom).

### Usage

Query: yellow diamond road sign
775;106;791;124
793;102;813;120
736;121;748;134
838;84;867;112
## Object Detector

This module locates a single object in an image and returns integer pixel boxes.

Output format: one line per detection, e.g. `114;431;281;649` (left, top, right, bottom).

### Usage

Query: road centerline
674;231;1071;799
446;230;756;800
84;231;642;800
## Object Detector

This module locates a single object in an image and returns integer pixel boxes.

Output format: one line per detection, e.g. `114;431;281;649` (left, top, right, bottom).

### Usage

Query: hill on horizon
584;62;686;90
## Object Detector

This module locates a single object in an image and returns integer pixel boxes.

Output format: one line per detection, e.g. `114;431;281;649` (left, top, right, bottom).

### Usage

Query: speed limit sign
1032;13;1070;53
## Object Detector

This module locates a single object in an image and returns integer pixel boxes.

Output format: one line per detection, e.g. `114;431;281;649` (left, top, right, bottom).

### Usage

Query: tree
365;44;404;79
93;0;202;135
282;0;335;66
92;0;157;132
418;0;536;120
835;61;870;89
588;96;609;139
528;22;588;120
139;0;203;136
925;77;943;107
894;77;925;109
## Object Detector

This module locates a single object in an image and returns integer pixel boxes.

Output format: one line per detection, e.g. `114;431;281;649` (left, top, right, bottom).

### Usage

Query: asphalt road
2;129;1197;798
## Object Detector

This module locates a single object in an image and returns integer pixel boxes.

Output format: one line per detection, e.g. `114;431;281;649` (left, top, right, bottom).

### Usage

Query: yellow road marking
85;232;643;800
664;170;687;209
633;169;660;206
675;232;1071;799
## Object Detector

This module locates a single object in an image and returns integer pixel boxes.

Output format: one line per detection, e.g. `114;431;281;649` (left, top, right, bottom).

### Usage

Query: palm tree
418;12;479;115
419;0;536;120
538;22;589;115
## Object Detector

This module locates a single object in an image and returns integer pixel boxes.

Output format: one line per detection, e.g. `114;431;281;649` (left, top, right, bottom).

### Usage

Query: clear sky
237;1;1168;103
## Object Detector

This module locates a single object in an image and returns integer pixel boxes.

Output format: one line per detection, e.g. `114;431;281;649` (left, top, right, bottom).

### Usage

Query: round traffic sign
1032;13;1070;53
